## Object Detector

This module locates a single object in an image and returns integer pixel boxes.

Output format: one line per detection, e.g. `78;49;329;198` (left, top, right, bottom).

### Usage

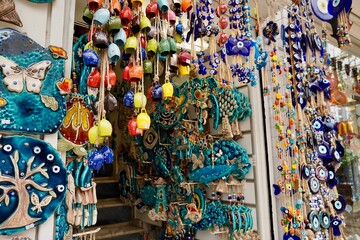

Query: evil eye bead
33;146;42;154
333;149;341;162
309;211;321;232
315;166;328;181
309;177;320;193
302;164;311;179
317;143;330;159
47;153;55;162
332;195;346;213
312;118;324;130
336;141;345;157
320;211;331;229
52;165;61;173
3;144;12;153
57;185;65;192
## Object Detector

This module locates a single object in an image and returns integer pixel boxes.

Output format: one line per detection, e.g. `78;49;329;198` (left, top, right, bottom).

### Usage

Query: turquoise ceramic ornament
0;135;67;235
114;28;127;47
0;29;66;134
93;8;110;26
108;43;121;63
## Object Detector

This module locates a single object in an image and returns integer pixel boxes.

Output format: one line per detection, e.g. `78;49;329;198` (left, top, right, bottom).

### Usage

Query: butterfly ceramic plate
0;135;67;235
0;28;66;134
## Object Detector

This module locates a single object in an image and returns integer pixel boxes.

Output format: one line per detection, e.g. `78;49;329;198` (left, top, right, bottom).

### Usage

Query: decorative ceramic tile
0;135;67;235
0;28;67;134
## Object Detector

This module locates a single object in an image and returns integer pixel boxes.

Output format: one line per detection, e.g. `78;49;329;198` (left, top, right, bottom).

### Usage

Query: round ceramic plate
328;0;352;17
311;0;334;21
0;135;67;235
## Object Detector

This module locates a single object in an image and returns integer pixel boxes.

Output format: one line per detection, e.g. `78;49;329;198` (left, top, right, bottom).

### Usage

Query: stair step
92;222;144;240
96;181;121;199
95;177;118;184
96;200;132;225
97;198;131;209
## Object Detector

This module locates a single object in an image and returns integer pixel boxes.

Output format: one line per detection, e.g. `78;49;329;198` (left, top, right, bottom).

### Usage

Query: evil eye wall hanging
332;195;346;213
308;211;321;232
263;21;279;44
319;211;331;229
308;176;320;194
326;164;337;188
0;29;66;134
0;135;67;235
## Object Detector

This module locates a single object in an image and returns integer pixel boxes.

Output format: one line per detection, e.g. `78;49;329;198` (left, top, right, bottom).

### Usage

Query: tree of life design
0;135;67;235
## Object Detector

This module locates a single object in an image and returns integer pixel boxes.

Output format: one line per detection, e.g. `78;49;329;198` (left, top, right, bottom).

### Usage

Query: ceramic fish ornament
184;203;202;223
0;0;23;27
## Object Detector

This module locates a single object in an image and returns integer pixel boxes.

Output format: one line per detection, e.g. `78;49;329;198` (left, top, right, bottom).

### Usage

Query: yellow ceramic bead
292;163;297;170
276;93;282;99
272;55;278;62
283;164;289;171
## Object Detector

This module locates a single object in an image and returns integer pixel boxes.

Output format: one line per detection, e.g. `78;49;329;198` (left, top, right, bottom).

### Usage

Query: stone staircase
88;178;144;240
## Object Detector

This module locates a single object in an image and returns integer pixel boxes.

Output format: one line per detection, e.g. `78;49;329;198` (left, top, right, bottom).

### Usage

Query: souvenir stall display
264;0;355;239
67;0;261;239
0;29;68;235
319;52;360;237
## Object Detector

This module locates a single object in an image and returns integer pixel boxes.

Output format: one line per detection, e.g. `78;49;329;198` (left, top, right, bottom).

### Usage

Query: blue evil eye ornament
283;232;301;240
330;216;342;236
326;164;338;189
262;21;279;44
0;135;67;235
0;29;66;134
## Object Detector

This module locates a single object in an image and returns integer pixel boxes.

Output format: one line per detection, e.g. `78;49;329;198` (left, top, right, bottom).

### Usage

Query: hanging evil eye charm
297;93;306;109
308;211;321;232
326;165;337;189
315;166;328;181
317;142;331;159
312;33;323;51
331;146;341;163
319;211;331;229
332;195;346;214
301;164;311;179
323;115;338;131
283;233;300;240
335;140;345;157
312;118;324;132
330;216;342;237
273;184;281;196
308;177;320;194
318;77;331;90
